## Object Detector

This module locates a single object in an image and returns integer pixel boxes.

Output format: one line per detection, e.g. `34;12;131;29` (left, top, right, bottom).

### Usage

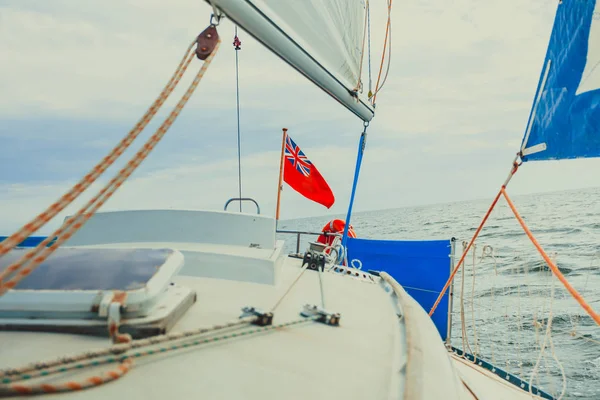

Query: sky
1;0;599;234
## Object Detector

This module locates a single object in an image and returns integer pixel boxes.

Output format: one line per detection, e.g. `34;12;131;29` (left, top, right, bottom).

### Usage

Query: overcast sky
1;0;599;234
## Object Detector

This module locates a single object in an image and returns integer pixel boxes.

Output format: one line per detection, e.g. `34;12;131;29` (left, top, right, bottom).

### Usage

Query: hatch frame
0;247;185;320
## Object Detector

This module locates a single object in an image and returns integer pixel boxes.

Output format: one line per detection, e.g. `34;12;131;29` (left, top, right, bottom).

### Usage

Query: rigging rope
431;153;600;333
452;240;579;398
528;271;560;399
502;187;600;326
270;261;310;312
0;317;256;382
367;1;373;98
371;0;393;105
480;245;498;364
0;315;318;396
318;266;326;309
354;0;370;93
0;29;222;297
234;26;243;211
0;40;198;260
0;239;337;395
429;189;504;317
0;244;336;396
459;241;472;356
429;156;521;317
469;243;480;357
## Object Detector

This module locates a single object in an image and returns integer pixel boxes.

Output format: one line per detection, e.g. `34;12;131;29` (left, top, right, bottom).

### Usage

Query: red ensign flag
283;134;335;208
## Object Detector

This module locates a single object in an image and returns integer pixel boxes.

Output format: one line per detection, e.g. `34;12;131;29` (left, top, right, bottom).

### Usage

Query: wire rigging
234;26;243;211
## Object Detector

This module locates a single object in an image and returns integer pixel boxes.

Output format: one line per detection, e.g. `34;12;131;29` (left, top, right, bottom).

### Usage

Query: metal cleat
240;306;273;326
302;250;326;272
300;304;341;326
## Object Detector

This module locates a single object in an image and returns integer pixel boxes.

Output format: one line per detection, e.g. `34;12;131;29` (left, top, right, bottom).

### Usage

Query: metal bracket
300;304;340;326
210;3;224;25
98;292;115;317
240;306;273;326
224;197;261;214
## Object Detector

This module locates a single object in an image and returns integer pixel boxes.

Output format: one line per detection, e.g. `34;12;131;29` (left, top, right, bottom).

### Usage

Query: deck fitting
240;307;273;326
300;304;341;326
302;250;326;272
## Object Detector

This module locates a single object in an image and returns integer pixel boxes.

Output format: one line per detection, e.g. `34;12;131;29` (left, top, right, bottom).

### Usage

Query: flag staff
275;128;287;225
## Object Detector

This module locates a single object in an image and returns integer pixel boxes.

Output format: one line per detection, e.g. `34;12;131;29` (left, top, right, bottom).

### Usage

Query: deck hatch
0;247;171;291
0;247;195;339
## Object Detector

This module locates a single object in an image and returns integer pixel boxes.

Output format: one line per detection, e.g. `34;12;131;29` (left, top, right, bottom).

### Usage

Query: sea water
279;186;600;399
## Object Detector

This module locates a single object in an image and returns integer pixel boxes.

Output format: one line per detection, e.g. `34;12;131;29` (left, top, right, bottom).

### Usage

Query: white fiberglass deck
0;210;546;399
1;255;403;399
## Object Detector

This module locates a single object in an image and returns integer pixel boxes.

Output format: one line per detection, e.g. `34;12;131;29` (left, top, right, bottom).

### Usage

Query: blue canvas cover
346;237;452;340
0;236;55;248
521;0;600;161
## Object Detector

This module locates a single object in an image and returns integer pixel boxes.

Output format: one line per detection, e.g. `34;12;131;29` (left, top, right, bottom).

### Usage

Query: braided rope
502;187;600;326
1;314;252;380
0;358;133;396
270;261;310;312
0;39;221;296
0;316;315;396
0;40;197;261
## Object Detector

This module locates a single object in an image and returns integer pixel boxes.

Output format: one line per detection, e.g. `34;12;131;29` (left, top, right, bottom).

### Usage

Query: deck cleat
240;306;274;326
300;304;341;326
301;250;326;272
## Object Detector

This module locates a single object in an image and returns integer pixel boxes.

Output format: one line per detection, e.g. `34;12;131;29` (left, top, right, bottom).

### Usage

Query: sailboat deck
0;203;554;399
0;255;404;399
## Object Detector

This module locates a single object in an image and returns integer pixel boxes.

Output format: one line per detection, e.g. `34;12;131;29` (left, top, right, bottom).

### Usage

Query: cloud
1;0;599;235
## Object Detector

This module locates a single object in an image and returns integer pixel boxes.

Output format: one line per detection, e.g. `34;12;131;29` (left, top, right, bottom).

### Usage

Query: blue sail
520;0;600;161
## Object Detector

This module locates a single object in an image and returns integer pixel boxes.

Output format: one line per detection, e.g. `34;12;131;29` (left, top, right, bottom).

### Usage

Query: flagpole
275;128;287;225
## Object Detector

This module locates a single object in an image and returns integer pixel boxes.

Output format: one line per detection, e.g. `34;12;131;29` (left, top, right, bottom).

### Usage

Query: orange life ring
316;219;356;248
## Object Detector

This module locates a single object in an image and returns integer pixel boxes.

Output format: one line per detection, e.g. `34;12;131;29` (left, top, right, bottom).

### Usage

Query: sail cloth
206;0;374;121
521;0;600;161
345;238;453;341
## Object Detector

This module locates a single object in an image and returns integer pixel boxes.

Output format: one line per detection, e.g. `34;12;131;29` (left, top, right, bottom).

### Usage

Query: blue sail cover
521;0;600;161
0;236;55;247
346;238;452;340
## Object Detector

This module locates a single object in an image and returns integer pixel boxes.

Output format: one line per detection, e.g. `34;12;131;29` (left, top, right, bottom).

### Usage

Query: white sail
206;0;374;121
576;2;600;95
